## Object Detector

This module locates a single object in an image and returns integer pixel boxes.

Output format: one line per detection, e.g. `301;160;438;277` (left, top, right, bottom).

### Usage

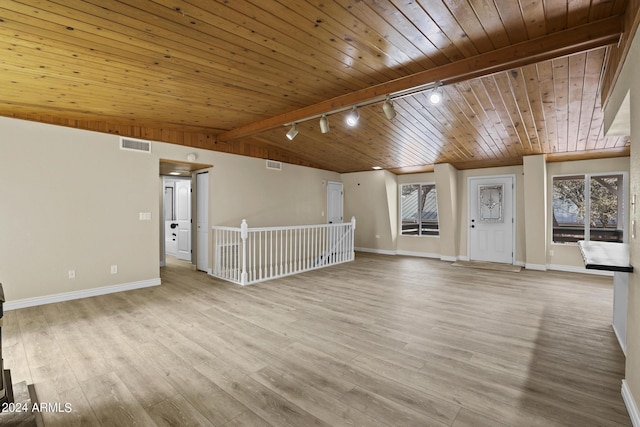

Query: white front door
196;172;209;271
468;175;514;264
327;181;343;224
176;180;192;261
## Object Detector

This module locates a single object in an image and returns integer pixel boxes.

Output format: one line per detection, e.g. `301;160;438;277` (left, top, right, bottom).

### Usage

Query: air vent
266;160;282;171
120;137;151;153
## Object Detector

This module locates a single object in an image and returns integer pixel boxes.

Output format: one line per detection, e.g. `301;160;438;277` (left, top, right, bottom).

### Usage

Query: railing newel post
240;219;248;285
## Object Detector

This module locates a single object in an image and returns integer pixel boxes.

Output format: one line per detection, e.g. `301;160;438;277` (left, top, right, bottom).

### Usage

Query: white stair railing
212;217;356;285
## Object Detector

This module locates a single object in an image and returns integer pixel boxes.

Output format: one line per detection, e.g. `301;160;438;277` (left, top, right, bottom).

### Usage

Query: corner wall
342;170;396;253
605;23;640;423
0;116;341;306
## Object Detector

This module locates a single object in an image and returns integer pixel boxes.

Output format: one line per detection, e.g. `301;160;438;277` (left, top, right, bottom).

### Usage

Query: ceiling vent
266;160;282;171
120;137;151;153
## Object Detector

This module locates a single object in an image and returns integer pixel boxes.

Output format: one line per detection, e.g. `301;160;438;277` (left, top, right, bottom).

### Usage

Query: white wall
344;158;629;270
0;116;341;306
342;170;396;253
0;117;159;303
604;23;640;419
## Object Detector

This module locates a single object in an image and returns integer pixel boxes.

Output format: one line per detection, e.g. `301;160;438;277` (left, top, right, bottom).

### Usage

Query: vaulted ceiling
0;0;632;173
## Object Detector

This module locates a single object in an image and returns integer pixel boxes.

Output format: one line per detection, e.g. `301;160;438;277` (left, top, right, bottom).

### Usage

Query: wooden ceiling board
0;0;631;174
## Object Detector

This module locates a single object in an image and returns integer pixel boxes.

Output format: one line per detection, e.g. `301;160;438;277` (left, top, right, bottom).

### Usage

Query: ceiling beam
217;16;623;143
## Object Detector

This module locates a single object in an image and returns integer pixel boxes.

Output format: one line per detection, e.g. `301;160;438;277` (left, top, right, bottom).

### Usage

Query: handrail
211;217;356;285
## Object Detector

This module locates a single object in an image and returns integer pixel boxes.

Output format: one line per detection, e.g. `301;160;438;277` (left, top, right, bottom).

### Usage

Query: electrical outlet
549;249;554;257
110;265;118;274
68;270;75;279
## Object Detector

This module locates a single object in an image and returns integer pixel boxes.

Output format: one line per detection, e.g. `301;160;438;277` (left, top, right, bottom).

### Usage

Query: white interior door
196;172;209;272
327;181;343;224
468;175;514;264
176;180;192;261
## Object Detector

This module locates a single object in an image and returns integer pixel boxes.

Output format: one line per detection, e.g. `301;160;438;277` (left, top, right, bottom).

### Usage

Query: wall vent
120;137;151;153
266;160;282;171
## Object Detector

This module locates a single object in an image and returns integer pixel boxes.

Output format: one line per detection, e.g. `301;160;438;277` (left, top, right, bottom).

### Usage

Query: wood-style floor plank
2;253;631;426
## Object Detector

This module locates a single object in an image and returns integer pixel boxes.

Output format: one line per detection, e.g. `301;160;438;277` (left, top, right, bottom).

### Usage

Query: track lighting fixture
286;123;299;140
283;84;445;139
346;106;359;127
429;82;443;105
382;96;396;120
319;115;330;133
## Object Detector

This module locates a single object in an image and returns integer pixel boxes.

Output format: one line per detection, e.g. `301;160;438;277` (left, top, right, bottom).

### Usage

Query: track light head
346;106;359;127
319;115;330;133
429;82;443;105
286;123;299;140
382;96;396;120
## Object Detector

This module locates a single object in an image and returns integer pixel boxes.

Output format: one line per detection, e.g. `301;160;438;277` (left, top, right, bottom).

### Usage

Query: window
552;173;626;243
400;183;439;236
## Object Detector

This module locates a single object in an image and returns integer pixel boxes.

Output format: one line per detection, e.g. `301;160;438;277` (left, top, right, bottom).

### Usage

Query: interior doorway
159;158;212;270
163;176;192;261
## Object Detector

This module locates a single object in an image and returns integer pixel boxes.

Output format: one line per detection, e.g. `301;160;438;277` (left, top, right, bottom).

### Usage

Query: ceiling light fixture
280;82;445;138
382;96;396;120
372;166;383;170
429;82;443;105
286;123;299;140
346;106;360;127
319;115;330;133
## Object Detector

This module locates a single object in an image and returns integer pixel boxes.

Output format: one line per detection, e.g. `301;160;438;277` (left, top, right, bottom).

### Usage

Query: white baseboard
4;278;161;311
622;380;640;427
440;255;458;262
525;263;547;271
396;250;440;259
355;247;397;256
547;263;614;276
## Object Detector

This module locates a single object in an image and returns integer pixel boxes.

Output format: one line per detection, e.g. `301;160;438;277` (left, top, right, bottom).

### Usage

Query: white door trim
196;172;209;272
467;174;516;264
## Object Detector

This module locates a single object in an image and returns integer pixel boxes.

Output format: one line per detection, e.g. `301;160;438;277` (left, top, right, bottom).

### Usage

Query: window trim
399;182;439;237
551;171;628;244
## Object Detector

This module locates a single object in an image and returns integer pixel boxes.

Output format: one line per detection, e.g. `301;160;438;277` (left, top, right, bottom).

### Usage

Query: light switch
139;212;152;221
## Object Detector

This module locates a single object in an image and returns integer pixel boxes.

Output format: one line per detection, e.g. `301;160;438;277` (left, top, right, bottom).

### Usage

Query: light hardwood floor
3;253;631;426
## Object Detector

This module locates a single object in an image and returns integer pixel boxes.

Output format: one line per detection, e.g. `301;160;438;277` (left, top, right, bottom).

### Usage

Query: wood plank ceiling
0;0;631;174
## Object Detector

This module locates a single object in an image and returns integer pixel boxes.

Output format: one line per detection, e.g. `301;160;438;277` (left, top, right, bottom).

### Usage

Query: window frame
399;182;439;237
551;171;628;244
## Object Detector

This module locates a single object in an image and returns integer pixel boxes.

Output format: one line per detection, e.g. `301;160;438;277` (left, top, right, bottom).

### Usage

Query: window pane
401;184;420;235
553;176;585;243
590;175;623;242
420;184;439;236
